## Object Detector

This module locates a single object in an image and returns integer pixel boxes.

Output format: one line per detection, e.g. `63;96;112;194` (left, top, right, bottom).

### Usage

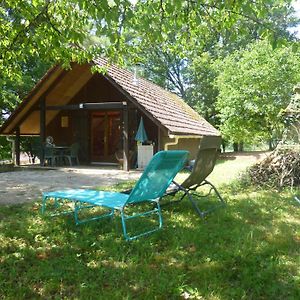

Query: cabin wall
160;134;201;160
71;73;126;103
44;73;159;165
46;111;73;145
43;69;200;165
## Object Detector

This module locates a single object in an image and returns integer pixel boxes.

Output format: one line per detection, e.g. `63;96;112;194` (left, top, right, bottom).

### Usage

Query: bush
20;136;41;163
0;136;11;161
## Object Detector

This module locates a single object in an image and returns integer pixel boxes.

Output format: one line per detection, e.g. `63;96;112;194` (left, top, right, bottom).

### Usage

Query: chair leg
203;179;226;205
41;195;48;214
185;180;225;218
185;192;206;218
50;156;58;167
121;201;163;241
67;156;72;166
74;201;114;225
160;181;187;207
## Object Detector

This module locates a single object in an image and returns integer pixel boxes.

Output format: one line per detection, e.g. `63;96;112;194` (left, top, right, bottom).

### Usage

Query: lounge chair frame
42;150;188;241
42;195;163;241
163;136;226;218
167;179;225;218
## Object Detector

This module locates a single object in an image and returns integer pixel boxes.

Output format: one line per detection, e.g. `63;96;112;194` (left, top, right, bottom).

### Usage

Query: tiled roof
93;58;220;137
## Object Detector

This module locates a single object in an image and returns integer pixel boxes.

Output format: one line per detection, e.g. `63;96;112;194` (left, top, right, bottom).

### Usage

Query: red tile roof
93;58;220;137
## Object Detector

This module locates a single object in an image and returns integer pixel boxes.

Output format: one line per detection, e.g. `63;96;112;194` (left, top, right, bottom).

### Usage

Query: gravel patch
0;167;141;205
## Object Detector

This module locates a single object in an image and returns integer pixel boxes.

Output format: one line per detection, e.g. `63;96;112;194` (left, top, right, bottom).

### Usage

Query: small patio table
53;146;70;166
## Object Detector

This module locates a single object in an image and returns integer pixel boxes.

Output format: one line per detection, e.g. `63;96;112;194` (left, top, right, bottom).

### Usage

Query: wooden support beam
40;97;46;166
15;127;20;166
83;102;125;110
46;104;80;110
122;102;129;171
157;127;161;151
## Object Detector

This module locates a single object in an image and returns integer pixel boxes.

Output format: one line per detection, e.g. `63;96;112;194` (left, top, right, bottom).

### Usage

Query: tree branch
0;0;52;60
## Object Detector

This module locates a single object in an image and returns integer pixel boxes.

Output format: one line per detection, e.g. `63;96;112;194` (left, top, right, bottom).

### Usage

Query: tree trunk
233;142;244;152
238;142;244;152
233;142;239;152
221;140;226;153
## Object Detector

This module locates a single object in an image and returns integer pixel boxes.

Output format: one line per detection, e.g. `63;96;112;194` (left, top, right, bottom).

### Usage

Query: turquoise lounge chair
42;150;188;241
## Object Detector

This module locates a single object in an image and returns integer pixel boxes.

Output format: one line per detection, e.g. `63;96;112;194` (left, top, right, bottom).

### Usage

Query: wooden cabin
0;58;220;170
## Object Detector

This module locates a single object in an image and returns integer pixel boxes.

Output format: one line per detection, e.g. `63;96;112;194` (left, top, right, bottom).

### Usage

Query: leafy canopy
0;0;298;140
0;0;296;77
215;40;300;144
120;0;298;130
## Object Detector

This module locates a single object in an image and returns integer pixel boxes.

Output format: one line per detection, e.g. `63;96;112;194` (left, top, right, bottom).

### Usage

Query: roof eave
168;130;221;138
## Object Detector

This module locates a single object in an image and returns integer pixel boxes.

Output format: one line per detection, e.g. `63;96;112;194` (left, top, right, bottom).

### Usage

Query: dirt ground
0;166;141;205
0;151;269;206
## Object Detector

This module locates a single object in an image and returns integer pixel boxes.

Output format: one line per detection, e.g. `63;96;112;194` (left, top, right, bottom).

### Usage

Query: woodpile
248;146;300;189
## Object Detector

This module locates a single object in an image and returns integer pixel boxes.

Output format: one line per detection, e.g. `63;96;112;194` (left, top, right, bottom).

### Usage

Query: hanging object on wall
61;116;69;128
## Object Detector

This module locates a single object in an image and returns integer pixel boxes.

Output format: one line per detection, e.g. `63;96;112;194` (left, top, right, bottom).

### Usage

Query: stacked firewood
248;146;300;189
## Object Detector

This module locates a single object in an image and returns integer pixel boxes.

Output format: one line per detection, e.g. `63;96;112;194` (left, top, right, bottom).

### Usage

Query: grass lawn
0;156;299;299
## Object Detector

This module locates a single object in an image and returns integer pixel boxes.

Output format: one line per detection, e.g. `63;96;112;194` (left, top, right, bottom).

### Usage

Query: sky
292;0;300;37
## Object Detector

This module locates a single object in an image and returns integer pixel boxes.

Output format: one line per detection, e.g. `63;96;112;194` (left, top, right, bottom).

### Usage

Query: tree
0;57;50;122
215;40;300;148
1;0;297;78
0;136;11;161
0;0;298;129
184;53;219;126
120;0;299;130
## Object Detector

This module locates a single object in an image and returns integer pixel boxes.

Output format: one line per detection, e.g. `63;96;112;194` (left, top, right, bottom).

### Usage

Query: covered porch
2;64;162;170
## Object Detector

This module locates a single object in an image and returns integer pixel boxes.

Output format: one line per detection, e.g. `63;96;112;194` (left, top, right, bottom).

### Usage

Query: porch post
122;102;129;171
40;97;46;166
157;127;161;151
15;127;20;166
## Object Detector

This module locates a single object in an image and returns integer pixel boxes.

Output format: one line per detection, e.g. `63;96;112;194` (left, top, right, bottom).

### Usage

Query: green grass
0;159;300;299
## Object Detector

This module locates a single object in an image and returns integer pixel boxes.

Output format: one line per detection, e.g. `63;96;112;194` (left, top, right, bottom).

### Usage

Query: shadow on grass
0;187;299;299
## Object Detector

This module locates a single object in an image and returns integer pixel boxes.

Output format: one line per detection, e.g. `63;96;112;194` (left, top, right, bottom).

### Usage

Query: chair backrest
44;145;55;156
70;143;80;156
181;136;221;189
127;150;189;204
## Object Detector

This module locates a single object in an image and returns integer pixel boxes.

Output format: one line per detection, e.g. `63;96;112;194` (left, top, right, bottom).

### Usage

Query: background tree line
0;0;299;159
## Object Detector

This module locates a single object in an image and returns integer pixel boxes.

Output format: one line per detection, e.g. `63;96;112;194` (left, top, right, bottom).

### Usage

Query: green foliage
215;40;300;144
123;1;298;133
1;0;297;81
184;53;219;126
0;57;50;123
20;136;41;163
0;0;299;148
0;136;11;161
